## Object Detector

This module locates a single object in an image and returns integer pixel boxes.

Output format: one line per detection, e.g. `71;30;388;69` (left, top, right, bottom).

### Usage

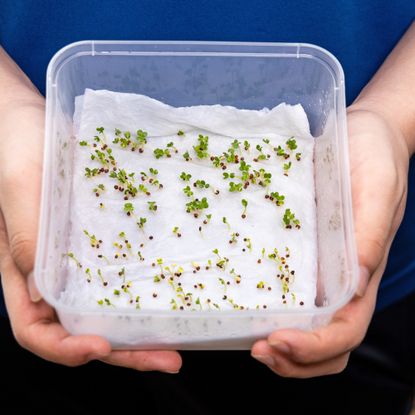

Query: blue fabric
0;0;414;317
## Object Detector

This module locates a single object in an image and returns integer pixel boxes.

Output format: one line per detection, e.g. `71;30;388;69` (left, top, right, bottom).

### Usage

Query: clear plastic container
35;41;358;350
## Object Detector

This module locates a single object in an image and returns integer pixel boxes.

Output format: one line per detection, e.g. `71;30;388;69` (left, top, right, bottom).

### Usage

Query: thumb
348;110;408;296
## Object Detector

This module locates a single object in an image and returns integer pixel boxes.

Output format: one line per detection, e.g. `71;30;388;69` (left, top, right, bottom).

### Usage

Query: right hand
0;96;182;373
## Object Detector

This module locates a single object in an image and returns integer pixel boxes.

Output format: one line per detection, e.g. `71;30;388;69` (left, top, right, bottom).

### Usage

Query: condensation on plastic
35;41;358;350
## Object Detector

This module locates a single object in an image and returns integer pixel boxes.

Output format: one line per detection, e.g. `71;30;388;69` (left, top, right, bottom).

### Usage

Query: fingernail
27;271;42;302
268;340;291;354
163;369;180;374
252;354;275;367
355;266;370;297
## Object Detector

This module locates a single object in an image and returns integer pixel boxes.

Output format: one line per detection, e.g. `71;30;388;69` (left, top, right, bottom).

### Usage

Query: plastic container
35;41;358;350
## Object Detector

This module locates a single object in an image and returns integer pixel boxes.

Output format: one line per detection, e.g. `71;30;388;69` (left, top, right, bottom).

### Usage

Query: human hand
0;96;182;373
251;107;410;378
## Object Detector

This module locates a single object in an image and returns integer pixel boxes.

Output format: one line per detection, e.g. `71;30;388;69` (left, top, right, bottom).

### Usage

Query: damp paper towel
60;88;317;311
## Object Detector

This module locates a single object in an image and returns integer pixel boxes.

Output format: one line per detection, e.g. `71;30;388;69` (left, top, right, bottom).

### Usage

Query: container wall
36;42;358;349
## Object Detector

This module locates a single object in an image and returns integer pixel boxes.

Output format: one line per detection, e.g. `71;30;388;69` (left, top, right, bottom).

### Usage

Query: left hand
251;106;409;378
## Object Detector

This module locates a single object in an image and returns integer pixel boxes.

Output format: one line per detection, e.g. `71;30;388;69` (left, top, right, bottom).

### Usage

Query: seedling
84;167;101;178
213;249;229;270
153;147;171;159
193;179;210;189
85;268;93;282
136;217;147;232
123;202;135;216
177;130;185;136
295;152;302;161
283;161;292;176
283;208;301;229
253;144;270;161
172;226;182;237
67;252;82;268
267;191;285;207
243;237;252;252
167;141;178;154
286;137;297;151
137;251;145;261
229;181;243;192
229;232;239;244
83;229;102;248
243;140;250;151
195;297;202;310
241;199;248;218
92;183;105;197
97;269;108;287
180;172;192;182
182;151;192;161
147;201;158;212
222;216;230;230
230;268;242;284
135;296;141;309
185;197;209;217
193;134;209;159
97;253;111;265
97;298;114;307
203;214;212;225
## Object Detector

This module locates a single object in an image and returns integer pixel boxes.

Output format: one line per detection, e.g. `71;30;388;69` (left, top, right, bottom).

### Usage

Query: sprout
286;137;297;150
193;134;209;159
241;199;248;218
268;191;285;206
85;268;92;282
283;161;292;176
67;252;82;268
283;209;301;229
180;172;192;182
123;202;134;216
222;216;230;230
83;229;101;248
194;179;210;189
172;226;182;238
147;201;158;212
97;269;108;287
229;181;243;192
182;151;192;161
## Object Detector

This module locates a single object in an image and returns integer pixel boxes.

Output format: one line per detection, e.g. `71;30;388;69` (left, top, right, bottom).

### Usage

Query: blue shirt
0;0;414;316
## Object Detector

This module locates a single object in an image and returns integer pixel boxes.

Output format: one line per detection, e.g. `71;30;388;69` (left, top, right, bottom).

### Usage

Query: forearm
350;21;415;155
0;46;43;110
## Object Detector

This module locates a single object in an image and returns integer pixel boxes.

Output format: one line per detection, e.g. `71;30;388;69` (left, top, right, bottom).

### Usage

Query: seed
263;305;267;309
152;293;157;298
300;301;304;306
257;259;261;264
149;236;153;240
241;214;246;219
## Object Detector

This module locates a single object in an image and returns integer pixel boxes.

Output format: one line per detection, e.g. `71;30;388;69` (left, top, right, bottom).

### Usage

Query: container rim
46;40;345;89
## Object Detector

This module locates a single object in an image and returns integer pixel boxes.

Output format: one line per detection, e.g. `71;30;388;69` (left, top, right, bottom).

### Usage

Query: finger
252;340;350;378
264;276;379;365
24;319;111;366
0;100;44;277
0;213;112;367
101;350;182;373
